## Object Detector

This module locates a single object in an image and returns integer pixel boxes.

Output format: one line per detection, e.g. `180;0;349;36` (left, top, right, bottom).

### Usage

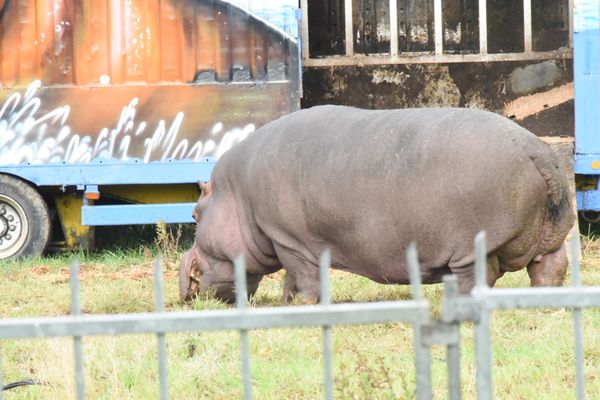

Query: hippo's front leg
276;246;321;304
526;243;568;287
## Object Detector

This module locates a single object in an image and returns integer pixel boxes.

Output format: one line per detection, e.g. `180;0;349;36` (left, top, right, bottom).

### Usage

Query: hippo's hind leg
450;255;502;294
275;245;320;304
527;243;568;287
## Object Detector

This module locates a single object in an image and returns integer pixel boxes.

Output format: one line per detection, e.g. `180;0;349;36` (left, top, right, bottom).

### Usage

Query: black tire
0;175;50;260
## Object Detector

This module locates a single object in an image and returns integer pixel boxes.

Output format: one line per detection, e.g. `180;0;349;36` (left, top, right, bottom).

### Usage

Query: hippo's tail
526;141;575;242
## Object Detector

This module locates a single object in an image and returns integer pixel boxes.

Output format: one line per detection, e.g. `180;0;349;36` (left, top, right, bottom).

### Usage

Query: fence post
406;243;432;400
473;232;493;400
70;259;85;400
443;275;461;400
319;249;334;400
571;236;585;400
154;256;169;400
234;256;253;400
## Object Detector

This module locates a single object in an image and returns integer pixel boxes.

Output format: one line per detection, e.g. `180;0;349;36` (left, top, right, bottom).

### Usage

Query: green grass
0;237;600;399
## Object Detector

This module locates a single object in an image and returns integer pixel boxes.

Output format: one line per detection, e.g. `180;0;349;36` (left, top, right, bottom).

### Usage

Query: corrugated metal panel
0;0;294;86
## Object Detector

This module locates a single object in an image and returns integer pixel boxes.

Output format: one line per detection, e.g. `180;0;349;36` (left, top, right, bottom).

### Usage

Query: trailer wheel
0;175;50;260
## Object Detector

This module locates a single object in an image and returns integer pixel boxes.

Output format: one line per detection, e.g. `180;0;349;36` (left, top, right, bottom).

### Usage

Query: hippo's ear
198;181;212;196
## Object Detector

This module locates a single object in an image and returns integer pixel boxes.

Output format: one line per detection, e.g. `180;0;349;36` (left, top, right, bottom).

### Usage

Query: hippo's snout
179;249;202;301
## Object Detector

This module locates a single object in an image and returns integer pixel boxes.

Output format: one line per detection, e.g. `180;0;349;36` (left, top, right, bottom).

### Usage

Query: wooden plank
303;48;573;67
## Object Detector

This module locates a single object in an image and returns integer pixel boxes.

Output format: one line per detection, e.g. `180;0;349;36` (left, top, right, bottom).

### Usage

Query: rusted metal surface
0;0;299;165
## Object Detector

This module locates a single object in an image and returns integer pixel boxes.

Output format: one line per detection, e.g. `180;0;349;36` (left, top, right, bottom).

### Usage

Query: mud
302;59;574;137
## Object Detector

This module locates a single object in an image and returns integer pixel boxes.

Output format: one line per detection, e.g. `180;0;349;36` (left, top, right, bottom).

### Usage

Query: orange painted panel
159;0;182;81
1;0;294;87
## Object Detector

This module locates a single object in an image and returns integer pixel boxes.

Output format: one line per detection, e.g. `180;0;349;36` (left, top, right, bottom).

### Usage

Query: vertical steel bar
478;0;487;54
571;237;585;400
434;0;443;55
344;0;354;56
154;256;169;400
568;0;574;49
320;249;333;400
70;260;85;400
389;0;399;57
235;256;252;400
406;243;431;400
473;232;493;400
443;275;461;400
300;0;310;59
523;0;533;52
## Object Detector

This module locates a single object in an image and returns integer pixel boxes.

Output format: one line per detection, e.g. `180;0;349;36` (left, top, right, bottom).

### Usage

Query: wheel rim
0;194;29;259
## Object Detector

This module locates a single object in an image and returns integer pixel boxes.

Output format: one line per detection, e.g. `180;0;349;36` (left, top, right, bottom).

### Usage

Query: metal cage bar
478;0;488;54
524;0;533;52
301;0;310;59
344;0;354;56
434;0;443;55
390;0;399;58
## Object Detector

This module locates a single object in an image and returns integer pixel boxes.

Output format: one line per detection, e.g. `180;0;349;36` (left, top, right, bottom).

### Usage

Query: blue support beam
82;203;196;226
0;159;215;187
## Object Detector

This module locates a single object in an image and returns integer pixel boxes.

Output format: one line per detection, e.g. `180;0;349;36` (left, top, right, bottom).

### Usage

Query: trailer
0;0;300;259
574;0;600;217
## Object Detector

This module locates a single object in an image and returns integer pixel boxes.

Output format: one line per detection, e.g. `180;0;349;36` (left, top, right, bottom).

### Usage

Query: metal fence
0;232;598;399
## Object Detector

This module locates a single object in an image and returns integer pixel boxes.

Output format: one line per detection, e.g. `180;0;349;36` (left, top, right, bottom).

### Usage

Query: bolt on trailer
0;0;301;259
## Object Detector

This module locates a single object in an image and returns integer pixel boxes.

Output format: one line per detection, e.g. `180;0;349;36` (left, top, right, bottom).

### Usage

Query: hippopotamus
180;105;575;303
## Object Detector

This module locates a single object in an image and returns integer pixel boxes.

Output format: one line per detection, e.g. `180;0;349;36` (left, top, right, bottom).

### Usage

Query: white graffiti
0;81;255;165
